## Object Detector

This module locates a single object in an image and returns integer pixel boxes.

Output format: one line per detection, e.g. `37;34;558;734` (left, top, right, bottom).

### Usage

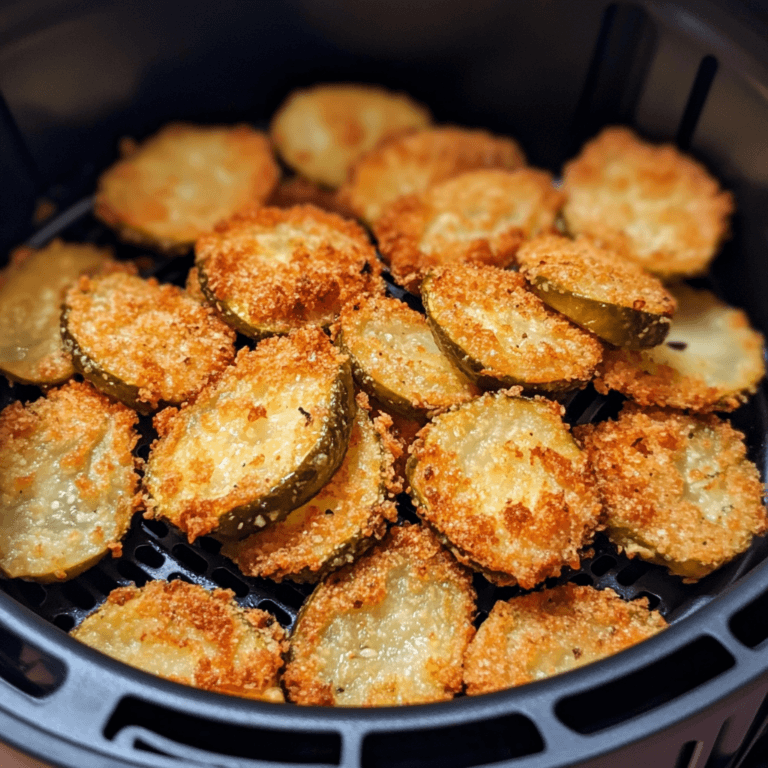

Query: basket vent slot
729;587;768;648
104;696;341;765
676;740;704;768
555;636;734;734
360;714;543;768
676;55;718;151
0;623;66;698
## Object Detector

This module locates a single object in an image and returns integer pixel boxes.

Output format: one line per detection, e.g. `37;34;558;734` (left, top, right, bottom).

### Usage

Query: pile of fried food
0;83;765;706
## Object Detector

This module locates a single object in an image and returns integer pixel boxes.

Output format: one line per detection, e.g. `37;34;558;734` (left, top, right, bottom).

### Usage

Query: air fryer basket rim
2;1;768;767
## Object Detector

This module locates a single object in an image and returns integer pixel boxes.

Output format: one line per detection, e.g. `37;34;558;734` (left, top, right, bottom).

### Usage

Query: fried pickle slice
62;272;236;414
0;240;114;386
337;294;479;418
284;523;475;706
339;126;526;225
0;381;139;582
271;83;431;188
407;392;603;588
517;234;676;348
71;580;286;701
144;327;355;542
577;404;768;581
196;205;383;339
594;284;765;412
95;123;279;252
562;126;733;278
421;265;603;392
223;403;398;582
376;168;563;293
464;585;666;694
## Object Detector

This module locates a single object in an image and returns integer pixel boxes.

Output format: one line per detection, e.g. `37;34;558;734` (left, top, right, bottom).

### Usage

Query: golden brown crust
222;407;397;582
62;272;236;411
577;404;768;580
284;524;476;706
0;239;115;386
407;393;604;589
376;168;563;292
594;284;765;412
422;265;604;391
0;381;139;581
72;580;286;701
195;205;384;337
270;83;432;188
95;123;279;252
144;326;354;542
339;126;527;225
562;127;734;278
464;585;666;694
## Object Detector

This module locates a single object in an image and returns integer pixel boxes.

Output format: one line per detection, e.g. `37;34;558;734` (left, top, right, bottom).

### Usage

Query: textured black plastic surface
2;1;768;768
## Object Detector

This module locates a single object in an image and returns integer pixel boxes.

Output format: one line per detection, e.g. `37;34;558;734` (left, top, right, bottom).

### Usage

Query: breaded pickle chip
594;284;765;412
0;382;139;582
223;405;397;582
577;404;768;581
464;585;666;694
517;234;676;348
562;127;733;278
407;393;603;588
144;327;355;542
422;265;603;392
376;168;563;293
95;123;279;252
340;127;526;225
0;239;113;386
284;524;475;706
71;580;286;701
196;205;383;339
62;272;236;414
271;83;431;188
338;294;479;418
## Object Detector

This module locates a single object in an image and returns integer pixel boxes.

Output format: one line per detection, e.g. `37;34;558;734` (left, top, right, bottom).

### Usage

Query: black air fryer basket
2;1;768;766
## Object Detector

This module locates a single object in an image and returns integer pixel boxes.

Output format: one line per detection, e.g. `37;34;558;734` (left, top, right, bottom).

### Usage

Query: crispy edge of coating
407;392;604;589
0;380;140;580
376;168;563;293
223;396;398;582
72;579;287;701
62;271;237;410
143;326;350;541
270;83;432;188
517;234;676;315
283;523;476;706
338;126;527;224
575;404;768;580
195;204;384;335
463;584;667;694
562;126;734;278
423;264;604;389
94;123;280;253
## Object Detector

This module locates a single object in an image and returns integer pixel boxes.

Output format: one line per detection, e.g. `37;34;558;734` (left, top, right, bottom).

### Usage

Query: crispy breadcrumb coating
577;404;768;580
284;524;475;706
196;205;383;338
223;405;398;582
376;168;563;292
62;272;236;413
72;580;286;701
464;585;666;694
271;83;431;188
95;123;279;252
594;284;765;412
0;239;114;386
0;381;139;581
339;127;526;225
563;127;733;278
407;393;604;588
